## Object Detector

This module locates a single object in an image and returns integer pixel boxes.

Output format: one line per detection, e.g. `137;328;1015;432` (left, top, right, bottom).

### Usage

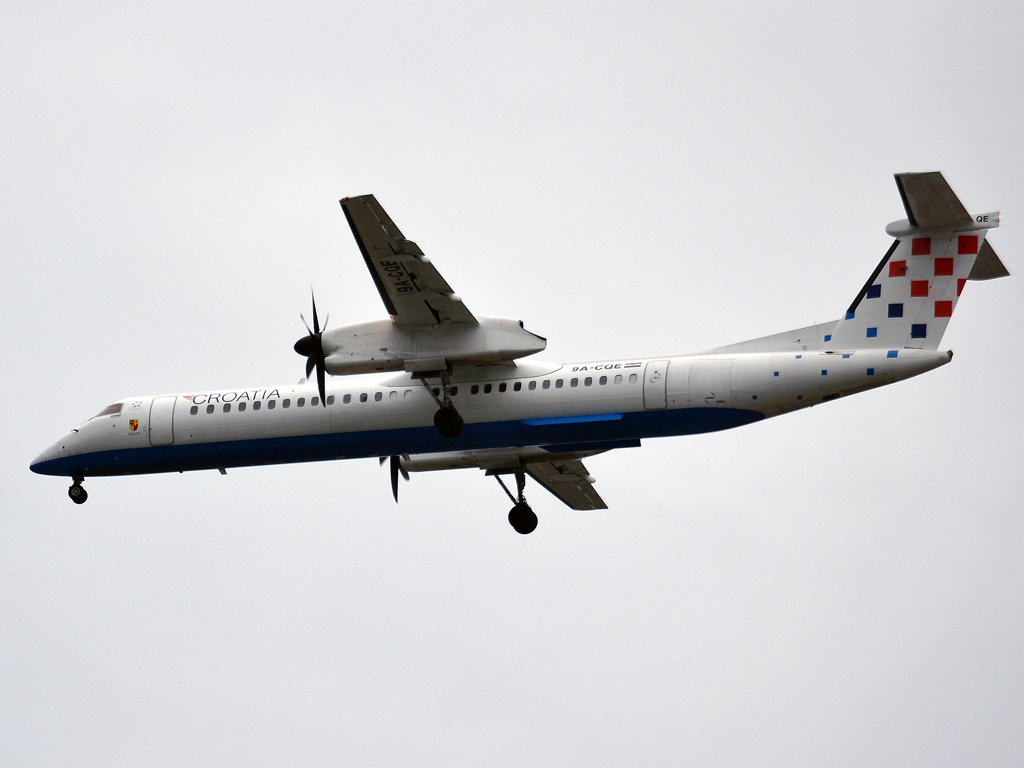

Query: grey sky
2;2;1023;765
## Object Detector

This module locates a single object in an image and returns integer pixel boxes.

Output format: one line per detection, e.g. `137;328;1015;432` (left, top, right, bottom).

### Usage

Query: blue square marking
773;371;779;377
797;395;803;400
845;311;855;320
821;369;827;376
911;323;927;339
887;350;898;358
867;284;882;299
752;395;757;400
795;354;802;359
867;368;875;375
842;354;851;359
866;327;877;338
888;303;903;318
824;334;832;342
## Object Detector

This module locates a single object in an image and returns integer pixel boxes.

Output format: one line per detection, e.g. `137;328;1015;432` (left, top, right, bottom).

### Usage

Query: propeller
293;290;328;407
379;455;410;502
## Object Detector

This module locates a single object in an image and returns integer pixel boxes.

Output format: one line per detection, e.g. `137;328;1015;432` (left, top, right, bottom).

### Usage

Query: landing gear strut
68;475;87;505
495;466;537;535
419;369;464;438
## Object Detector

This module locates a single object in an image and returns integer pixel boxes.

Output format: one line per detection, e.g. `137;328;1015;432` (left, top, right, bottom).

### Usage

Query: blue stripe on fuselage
30;408;764;477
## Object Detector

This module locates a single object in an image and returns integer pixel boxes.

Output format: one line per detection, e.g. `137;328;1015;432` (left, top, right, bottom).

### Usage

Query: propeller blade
311;290;320;334
300;313;312;336
390;455;400;502
379;456;387;466
305;357;315;379
316;362;326;406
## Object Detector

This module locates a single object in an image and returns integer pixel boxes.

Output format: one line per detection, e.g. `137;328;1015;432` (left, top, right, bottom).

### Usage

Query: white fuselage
31;348;950;478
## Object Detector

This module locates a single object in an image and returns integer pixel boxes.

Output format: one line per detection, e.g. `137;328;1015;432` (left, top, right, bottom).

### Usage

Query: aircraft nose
29;436;69;475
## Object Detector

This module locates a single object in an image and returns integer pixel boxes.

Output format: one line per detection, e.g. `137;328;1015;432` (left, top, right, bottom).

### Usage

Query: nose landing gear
68;475;87;505
495;466;537;534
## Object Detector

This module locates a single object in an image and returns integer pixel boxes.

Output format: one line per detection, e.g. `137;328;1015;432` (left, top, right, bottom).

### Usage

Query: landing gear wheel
68;483;88;505
433;404;464;438
508;502;537;535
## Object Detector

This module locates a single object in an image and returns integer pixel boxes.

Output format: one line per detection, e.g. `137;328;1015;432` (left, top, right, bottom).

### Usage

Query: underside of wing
525;459;607;510
340;195;478;327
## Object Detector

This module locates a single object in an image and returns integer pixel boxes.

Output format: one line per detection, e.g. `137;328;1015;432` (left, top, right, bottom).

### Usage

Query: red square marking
935;300;953;318
957;278;967;296
911;237;931;255
910;280;929;297
958;235;979;254
934;257;954;276
889;260;907;278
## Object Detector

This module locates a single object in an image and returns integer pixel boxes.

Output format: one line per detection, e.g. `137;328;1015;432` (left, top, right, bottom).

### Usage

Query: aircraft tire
68;484;88;505
508;502;537;535
433;405;464;438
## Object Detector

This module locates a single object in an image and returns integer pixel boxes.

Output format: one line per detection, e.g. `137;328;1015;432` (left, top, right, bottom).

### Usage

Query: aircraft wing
398;445;617;510
340;195;478;327
525;459;607;510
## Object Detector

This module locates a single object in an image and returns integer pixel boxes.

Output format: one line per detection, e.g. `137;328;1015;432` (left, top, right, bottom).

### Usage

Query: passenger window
584;377;592;386
555;379;563;388
190;405;198;415
311;397;319;406
599;376;607;385
283;399;290;408
529;381;537;391
268;400;276;410
297;398;305;407
542;380;550;389
514;382;522;391
614;374;622;384
343;394;352;404
238;401;247;411
389;390;398;401
471;385;479;394
450;386;458;396
570;378;578;387
403;390;411;400
253;401;261;411
374;392;382;402
484;384;492;394
326;396;334;405
498;383;507;393
359;393;368;403
207;404;215;414
223;403;231;413
629;373;638;383
432;388;440;397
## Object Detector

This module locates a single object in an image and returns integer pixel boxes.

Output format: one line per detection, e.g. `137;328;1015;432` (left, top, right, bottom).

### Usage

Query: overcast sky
3;2;1023;765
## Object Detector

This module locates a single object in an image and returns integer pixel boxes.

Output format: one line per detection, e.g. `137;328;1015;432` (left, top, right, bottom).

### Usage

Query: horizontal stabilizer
895;172;973;229
968;239;1010;280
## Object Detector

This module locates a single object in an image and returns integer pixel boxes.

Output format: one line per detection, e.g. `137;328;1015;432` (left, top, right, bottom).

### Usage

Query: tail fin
827;172;1009;351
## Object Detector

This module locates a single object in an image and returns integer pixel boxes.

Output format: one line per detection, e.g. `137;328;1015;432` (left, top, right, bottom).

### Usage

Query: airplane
30;172;1009;534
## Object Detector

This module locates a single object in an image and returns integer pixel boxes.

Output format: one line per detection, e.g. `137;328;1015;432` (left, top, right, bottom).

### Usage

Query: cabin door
643;360;669;410
149;396;176;446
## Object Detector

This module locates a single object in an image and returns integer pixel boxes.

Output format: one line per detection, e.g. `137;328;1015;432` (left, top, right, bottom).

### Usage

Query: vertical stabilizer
826;173;1007;351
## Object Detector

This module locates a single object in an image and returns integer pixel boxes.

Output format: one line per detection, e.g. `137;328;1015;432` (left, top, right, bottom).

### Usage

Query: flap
526;459;607;510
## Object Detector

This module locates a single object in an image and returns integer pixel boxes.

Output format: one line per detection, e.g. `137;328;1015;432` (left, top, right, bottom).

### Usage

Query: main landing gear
419;369;464;438
68;475;87;505
494;466;538;535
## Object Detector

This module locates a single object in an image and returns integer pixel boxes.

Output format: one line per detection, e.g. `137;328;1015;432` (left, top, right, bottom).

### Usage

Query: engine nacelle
322;317;546;375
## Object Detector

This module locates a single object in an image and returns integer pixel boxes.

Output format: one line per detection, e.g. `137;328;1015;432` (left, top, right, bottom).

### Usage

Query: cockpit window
94;403;122;418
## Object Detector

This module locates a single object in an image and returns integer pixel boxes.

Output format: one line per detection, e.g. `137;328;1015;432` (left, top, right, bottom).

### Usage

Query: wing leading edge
340;195;478;327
